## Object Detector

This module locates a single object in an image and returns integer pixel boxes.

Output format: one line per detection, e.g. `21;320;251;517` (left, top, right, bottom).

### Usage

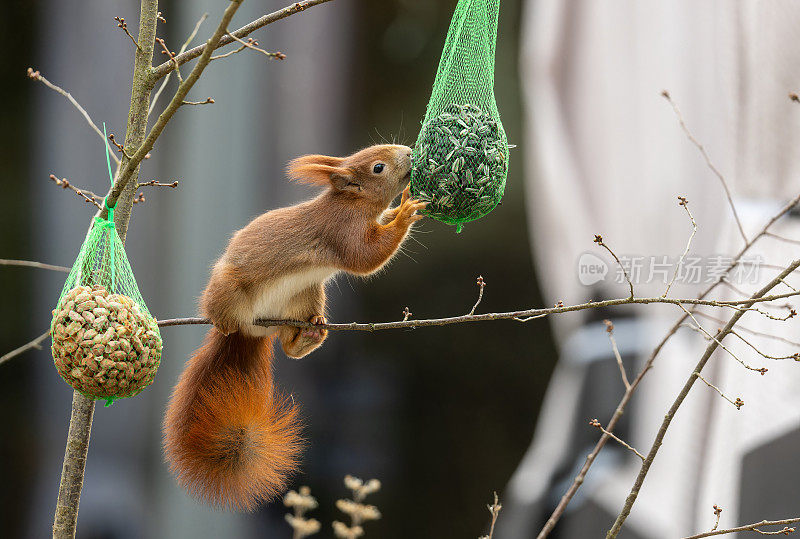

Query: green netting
50;217;163;405
49;124;162;406
410;0;508;233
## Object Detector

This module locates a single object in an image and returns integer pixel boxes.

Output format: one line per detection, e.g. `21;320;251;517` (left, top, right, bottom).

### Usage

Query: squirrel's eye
373;163;385;174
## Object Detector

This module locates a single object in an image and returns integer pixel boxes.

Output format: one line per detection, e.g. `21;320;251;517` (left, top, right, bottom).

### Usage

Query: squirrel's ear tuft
287;155;347;187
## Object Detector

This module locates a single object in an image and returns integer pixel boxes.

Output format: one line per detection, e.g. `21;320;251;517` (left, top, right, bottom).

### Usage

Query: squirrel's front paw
395;192;427;226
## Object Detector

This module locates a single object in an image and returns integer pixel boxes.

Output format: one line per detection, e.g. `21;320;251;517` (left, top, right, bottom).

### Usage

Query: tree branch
224;33;286;61
682;518;800;538
605;259;800;538
53;392;95;538
0;259;68;272
49;174;104;210
536;192;800;539
604;320;631;390
150;0;334;80
6;289;797;370
589;419;643;461
53;1;162;536
148;12;208;117
26;68;120;166
0;331;49;367
155;290;800;331
103;0;246;221
662;90;747;244
664;196;697;297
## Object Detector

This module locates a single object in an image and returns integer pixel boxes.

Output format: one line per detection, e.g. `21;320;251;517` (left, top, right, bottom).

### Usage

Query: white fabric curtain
505;1;800;536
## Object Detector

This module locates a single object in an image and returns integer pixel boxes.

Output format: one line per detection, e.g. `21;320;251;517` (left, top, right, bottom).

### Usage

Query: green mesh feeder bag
50;215;162;405
410;0;508;233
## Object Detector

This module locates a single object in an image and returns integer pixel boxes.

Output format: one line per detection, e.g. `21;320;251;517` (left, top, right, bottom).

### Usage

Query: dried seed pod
92;316;108;330
65;321;82;335
77;300;97;312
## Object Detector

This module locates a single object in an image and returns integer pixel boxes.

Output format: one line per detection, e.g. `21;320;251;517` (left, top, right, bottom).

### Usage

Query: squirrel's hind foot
280;315;328;359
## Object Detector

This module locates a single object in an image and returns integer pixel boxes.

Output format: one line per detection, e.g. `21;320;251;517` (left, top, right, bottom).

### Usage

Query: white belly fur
248;266;337;322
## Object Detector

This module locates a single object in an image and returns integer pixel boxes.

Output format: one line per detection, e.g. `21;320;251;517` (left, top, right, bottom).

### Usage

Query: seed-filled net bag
410;0;508;233
50;211;162;406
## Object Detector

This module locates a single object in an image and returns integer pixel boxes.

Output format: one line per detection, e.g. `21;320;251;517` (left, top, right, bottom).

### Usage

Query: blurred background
1;1;555;538
4;1;800;538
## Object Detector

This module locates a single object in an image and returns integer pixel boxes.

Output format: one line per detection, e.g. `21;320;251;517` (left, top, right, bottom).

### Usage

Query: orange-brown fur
164;145;425;511
163;331;302;511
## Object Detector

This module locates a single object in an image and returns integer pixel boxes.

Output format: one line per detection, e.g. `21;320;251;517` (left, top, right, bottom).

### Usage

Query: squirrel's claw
400;185;411;205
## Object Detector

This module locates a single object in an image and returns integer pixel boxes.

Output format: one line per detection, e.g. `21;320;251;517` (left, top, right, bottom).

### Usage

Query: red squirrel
163;144;425;511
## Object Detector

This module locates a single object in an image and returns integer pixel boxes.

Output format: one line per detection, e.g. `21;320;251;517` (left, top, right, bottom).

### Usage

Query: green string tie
102;122;117;408
101;122;117;293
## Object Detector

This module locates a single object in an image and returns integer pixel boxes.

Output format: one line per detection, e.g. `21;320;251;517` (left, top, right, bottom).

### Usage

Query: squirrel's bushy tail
163;329;303;511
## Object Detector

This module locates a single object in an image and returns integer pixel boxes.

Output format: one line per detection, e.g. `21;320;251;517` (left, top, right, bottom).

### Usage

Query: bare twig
480;492;502;539
0;259;68;272
0;331;49;367
225;33;286;61
107;133;132;159
49;175;103;210
605;260;800;538
711;505;723;533
779;278;798;292
678;305;768;374
694;311;800;348
148;12;208;117
156;37;182;82
210;43;250;61
662;90;747;244
721;278;753;298
729;330;799;361
537;193;800;539
104;0;247;215
604;320;631;389
696;373;745;409
664;196;697;297
682;517;800;538
26;68;120;165
156;290;800;331
151;0;335;80
764;231;800;246
594;235;634;299
181;97;215;106
589;419;644;461
469;275;486;315
136;179;179;189
114;16;142;50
